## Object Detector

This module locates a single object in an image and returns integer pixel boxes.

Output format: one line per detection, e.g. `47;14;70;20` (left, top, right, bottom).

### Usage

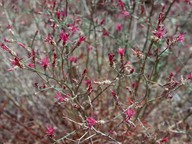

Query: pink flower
132;82;137;89
118;48;125;57
87;83;93;94
40;57;49;69
118;0;125;10
125;108;136;121
4;38;13;43
87;117;97;128
87;45;93;52
158;12;164;23
108;52;115;67
69;56;78;63
130;68;134;74
55;92;68;102
102;28;109;37
10;57;23;68
56;10;61;20
184;0;190;4
28;62;35;68
188;73;192;79
56;10;66;19
153;26;167;39
46;125;55;136
109;130;115;135
59;30;69;44
161;4;166;12
116;23;123;31
17;42;26;49
7;24;12;30
82;68;87;76
160;137;169;143
100;18;106;25
84;79;93;94
176;33;185;44
44;34;54;45
122;10;129;17
84;79;91;87
77;35;86;46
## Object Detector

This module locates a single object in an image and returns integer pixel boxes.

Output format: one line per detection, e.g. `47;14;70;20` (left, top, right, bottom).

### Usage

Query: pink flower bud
118;48;125;57
100;18;106;25
108;52;115;67
28;62;35;68
40;57;49;69
118;0;125;10
188;73;192;79
116;23;123;31
77;35;86;46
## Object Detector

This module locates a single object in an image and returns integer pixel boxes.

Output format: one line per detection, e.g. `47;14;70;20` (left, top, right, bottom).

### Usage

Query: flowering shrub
0;0;192;143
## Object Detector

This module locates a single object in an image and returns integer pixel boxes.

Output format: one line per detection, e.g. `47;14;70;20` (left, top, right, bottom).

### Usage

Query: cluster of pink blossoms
153;26;167;39
87;117;97;128
176;33;185;44
125;108;136;121
54;92;68;102
69;56;78;63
